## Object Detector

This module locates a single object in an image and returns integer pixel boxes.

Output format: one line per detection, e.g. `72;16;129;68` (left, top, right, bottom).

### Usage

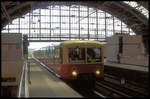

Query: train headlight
72;71;77;76
96;70;100;75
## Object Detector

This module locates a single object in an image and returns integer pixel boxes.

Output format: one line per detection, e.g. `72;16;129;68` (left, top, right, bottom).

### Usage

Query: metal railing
17;60;29;98
17;61;25;97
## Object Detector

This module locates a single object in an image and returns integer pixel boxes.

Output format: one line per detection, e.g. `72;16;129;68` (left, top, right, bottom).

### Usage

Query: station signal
23;34;29;55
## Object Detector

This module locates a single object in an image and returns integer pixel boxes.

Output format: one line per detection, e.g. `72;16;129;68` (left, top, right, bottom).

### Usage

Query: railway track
95;74;148;98
64;79;101;98
65;73;148;98
33;58;148;98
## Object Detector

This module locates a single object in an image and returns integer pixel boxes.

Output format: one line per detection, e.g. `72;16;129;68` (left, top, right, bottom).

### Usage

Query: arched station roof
1;1;149;53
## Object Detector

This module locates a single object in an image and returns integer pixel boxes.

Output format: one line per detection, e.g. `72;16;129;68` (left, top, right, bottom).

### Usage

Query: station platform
28;58;82;97
104;61;148;72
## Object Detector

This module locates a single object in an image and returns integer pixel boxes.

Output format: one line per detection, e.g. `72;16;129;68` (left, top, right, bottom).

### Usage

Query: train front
60;40;104;80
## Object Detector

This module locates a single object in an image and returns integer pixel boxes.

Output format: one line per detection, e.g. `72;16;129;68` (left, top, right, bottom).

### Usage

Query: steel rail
103;74;148;96
96;81;131;97
96;73;148;97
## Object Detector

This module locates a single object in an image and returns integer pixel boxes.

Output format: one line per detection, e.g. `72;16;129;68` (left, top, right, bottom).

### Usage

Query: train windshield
69;48;85;63
87;48;101;63
68;47;101;64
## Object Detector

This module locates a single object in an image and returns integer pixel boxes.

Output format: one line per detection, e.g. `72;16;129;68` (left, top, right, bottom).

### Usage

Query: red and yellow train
33;40;104;82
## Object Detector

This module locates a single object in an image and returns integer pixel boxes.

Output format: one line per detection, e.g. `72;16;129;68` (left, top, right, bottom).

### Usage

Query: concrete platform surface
104;61;148;72
28;59;82;98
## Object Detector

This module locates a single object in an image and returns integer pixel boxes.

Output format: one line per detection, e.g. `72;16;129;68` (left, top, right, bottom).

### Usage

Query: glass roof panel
123;1;149;18
2;4;137;41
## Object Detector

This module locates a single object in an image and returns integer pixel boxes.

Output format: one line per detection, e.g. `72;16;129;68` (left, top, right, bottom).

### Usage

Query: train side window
60;47;62;64
55;47;60;63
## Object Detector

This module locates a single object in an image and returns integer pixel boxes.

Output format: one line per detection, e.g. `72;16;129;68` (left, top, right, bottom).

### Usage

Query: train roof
60;40;103;46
